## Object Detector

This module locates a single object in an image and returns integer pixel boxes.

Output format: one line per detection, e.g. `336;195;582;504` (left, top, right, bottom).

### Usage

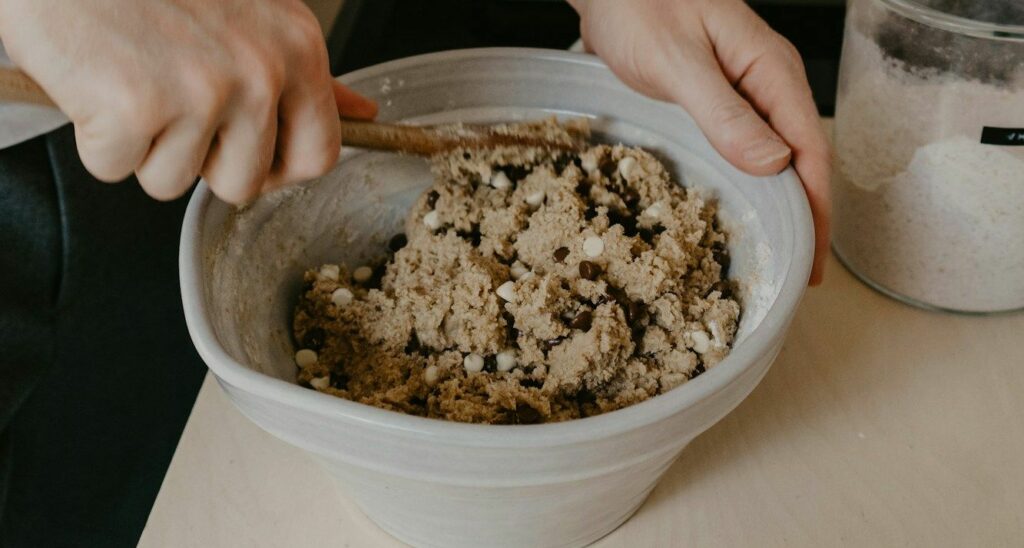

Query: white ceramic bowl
180;48;813;548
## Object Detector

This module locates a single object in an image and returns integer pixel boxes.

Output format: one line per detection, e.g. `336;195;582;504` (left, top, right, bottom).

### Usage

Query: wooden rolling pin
0;67;588;155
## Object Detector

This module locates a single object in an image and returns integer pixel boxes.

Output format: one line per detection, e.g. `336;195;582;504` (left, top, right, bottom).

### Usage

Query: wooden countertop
140;251;1024;547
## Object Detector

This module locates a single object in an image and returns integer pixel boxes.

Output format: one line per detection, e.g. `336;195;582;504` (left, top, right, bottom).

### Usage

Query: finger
202;107;278;205
333;80;378;120
73;114;156;183
134;118;218;201
704;2;832;285
731;39;833;286
264;77;341;193
659;43;793;176
799;141;833;286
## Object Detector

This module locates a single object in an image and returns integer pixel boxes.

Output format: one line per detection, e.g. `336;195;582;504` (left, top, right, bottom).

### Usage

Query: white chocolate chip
318;264;340;282
496;350;517;372
642;201;666;220
353;266;373;284
490;171;513;190
690;331;711;354
583;236;605;258
424;365;440;386
496;280;516;302
708;320;725;347
526;191;545;207
510;261;530;280
423;210;442;230
331;287;354;307
618;156;638;179
463;353;485;373
295;349;318;368
581;153;598;173
309;376;330;390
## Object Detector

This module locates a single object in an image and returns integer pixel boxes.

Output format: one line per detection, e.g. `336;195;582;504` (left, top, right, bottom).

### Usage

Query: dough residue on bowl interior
292;120;741;424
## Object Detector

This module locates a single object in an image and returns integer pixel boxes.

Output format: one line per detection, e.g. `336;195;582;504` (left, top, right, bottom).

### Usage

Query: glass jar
832;0;1024;314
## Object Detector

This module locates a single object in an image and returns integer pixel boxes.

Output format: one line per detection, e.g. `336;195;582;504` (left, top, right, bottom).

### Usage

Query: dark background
328;0;846;115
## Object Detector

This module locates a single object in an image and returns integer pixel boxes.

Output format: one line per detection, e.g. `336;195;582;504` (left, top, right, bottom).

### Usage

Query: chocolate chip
575;180;592;196
330;370;350;389
574;389;597;405
519;377;543;389
369;263;387;289
426;190;439;208
552;155;572;174
584;206;598;221
553;247;570;263
692;363;706;377
606;286;628;306
627;301;646;324
483;355;498;373
462;151;472;160
514;403;542;425
410;395;427;407
506;164;532;183
607;286;644;324
579;261;602;281
707;280;734;299
301;327;325;350
404;331;422;355
599;157;618;178
388;233;408;252
638;228;656;244
631;326;645;349
458;227;482;247
503;312;520;345
607;209;638;237
569;310;593;331
713;244;731;276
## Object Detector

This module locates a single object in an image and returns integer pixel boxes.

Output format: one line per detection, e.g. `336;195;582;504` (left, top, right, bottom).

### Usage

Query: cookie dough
292;122;740;424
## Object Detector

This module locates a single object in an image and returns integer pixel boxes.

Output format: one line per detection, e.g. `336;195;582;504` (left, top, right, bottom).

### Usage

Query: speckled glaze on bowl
180;48;813;548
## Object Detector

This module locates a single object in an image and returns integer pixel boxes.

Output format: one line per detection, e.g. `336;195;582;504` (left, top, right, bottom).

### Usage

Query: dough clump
293;122;740;424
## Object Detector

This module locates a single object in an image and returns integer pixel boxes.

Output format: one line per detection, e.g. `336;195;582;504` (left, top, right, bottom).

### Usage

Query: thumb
663;50;792;176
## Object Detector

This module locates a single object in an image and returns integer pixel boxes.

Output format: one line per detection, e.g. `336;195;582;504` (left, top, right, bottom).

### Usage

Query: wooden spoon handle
0;67;586;155
0;67;55;107
340;119;585;155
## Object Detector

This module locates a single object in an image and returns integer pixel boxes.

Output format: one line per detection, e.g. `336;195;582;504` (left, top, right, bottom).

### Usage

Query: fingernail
744;138;792;167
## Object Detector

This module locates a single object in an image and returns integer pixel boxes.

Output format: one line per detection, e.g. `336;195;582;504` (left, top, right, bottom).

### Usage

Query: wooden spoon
0;67;588;156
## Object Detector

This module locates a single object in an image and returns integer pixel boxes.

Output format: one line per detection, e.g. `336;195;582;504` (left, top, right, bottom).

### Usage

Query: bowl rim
179;47;813;448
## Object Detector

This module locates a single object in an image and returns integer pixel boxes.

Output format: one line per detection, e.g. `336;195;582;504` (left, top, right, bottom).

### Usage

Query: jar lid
882;0;1024;40
912;0;1024;25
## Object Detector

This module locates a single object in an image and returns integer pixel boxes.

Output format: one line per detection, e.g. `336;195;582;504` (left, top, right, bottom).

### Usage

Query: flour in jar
833;27;1024;313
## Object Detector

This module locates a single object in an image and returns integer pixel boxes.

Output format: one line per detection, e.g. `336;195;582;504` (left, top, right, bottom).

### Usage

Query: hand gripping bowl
180;48;813;548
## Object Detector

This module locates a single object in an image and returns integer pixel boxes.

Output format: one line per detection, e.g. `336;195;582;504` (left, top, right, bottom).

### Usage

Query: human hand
568;0;831;285
0;0;377;205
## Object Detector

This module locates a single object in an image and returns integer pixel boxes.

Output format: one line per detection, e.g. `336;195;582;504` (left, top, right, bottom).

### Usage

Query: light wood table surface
140;251;1024;547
